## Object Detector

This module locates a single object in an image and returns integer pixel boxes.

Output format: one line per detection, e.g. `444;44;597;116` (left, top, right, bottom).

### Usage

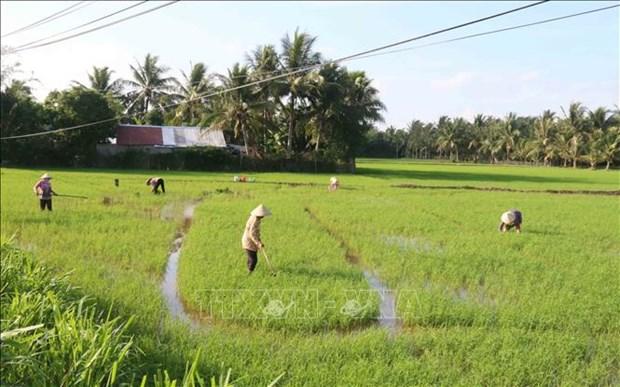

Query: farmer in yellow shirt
242;204;271;273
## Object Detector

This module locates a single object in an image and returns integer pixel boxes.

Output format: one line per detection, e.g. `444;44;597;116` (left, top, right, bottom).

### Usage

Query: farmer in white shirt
328;176;340;192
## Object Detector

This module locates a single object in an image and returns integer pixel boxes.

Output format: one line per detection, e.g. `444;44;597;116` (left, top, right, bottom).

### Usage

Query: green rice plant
307;186;620;334
0;239;136;386
1;162;618;385
180;188;380;332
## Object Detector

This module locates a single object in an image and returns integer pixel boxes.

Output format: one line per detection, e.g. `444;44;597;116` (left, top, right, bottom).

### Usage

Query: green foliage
0;240;135;386
43;87;120;165
73;66;123;98
2;148;619;385
0;80;48;164
362;104;620;169
124;53;177;116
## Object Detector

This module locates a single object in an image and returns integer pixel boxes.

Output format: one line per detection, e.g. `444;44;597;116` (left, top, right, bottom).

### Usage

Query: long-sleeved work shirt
241;215;262;251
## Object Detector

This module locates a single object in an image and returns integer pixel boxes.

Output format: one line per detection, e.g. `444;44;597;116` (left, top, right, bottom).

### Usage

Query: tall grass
1;238;135;386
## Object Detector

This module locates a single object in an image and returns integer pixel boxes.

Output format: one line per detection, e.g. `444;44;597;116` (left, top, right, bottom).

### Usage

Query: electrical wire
12;1;180;53
1;0;578;140
2;1;93;38
14;1;150;51
349;3;620;63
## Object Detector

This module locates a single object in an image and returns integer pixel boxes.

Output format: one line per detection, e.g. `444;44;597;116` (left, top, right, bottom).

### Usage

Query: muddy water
161;204;199;327
363;271;400;333
163;204;400;333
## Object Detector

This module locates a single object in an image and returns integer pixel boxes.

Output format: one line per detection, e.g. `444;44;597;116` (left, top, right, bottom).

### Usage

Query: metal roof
116;124;226;147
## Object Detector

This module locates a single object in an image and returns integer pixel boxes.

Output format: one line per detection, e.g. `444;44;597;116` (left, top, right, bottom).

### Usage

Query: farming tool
261;247;277;277
56;194;88;199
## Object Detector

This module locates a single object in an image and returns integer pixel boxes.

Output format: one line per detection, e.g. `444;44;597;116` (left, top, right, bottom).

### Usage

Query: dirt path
393;183;620;196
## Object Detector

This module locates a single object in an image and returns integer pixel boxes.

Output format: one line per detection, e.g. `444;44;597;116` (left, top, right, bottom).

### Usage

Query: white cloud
459;107;477;121
430;71;475;91
519;70;540;82
16;40;135;101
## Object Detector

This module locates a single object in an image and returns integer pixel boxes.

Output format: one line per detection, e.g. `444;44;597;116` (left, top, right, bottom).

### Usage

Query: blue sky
1;1;618;129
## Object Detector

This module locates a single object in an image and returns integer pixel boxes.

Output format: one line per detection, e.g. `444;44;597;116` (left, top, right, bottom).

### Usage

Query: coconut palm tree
171;62;214;125
436;116;459;161
280;28;322;156
406;120;429;159
581;129;607;169
598;126;620;170
497;113;520;161
306;64;345;152
589;107;613;130
247;45;284;152
561;102;589;167
479;123;502;164
551;123;577;167
468;114;488;162
204;63;260;154
123;53;177;116
527;110;556;165
73;66;122;96
328;70;384;161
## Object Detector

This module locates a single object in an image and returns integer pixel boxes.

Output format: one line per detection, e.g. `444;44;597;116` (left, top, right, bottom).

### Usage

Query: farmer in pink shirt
146;177;165;194
33;173;57;211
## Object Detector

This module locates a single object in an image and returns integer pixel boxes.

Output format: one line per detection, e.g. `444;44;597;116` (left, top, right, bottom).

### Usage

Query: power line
0;0;555;140
216;1;550;81
2;118;122;140
14;1;150;51
2;1;93;39
12;1;180;53
174;1;551;84
338;0;550;63
349;3;620;63
228;2;617;81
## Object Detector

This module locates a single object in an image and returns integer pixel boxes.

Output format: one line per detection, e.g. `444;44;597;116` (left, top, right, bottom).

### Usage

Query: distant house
115;124;226;148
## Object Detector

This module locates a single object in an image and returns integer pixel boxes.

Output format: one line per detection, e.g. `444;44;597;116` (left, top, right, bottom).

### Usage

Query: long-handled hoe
56;194;88;199
261;247;277;277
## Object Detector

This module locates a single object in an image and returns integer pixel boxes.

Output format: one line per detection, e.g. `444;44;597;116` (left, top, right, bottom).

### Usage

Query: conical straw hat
251;204;272;217
501;211;515;224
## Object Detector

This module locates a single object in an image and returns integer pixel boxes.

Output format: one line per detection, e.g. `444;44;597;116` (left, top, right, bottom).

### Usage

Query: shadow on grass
357;166;583;185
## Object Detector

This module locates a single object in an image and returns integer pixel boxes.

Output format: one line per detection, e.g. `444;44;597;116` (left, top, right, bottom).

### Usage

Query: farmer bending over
146;177;165;194
242;204;271;273
328;176;340;192
499;209;523;233
33;173;57;211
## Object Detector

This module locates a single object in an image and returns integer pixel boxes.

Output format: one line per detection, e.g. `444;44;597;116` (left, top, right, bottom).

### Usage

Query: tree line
363;105;620;169
1;29;385;166
2;28;618;169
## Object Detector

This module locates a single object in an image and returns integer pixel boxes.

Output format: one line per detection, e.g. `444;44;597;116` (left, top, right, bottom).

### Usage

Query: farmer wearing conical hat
33;173;57;211
146;177;165;194
328;176;339;192
499;209;523;233
242;204;271;273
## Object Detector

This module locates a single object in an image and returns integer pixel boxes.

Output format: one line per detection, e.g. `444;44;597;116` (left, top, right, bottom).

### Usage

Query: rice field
1;159;619;385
